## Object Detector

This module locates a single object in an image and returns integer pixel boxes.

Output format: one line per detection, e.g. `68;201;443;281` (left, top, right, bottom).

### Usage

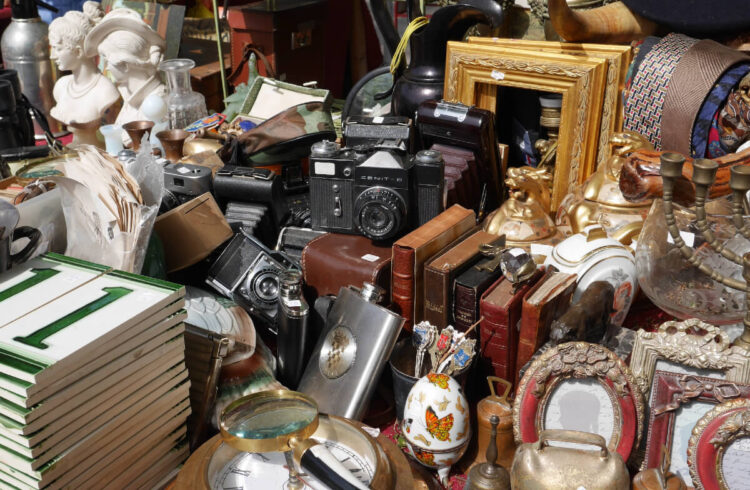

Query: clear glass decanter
159;59;207;130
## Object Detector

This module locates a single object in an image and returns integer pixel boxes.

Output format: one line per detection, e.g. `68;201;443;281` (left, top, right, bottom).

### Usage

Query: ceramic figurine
48;2;119;147
557;131;654;244
84;7;166;144
402;372;471;486
544;224;637;326
483;166;564;255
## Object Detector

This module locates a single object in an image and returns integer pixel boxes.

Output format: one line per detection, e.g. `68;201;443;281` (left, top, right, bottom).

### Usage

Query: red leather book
392;205;475;330
516;270;577;385
479;269;544;387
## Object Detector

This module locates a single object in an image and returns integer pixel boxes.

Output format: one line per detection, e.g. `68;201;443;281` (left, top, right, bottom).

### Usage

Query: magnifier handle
298;444;369;490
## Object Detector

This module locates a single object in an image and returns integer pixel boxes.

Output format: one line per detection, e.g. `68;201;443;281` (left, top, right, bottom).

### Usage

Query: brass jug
556;131;654;245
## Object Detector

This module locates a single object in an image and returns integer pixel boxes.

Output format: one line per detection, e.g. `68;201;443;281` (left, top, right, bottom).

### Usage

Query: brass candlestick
659;153;750;350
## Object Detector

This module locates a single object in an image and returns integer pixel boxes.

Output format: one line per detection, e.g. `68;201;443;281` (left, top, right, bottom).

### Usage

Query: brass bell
465;415;510;490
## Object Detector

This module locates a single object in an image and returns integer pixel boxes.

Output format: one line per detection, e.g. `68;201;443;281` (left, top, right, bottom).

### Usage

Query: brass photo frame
467;39;632;171
630;319;750;399
444;41;609;211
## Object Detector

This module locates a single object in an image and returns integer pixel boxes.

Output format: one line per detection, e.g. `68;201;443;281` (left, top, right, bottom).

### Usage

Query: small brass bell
465;415;511;490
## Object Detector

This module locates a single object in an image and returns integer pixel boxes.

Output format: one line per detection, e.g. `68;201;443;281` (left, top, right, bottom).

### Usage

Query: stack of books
0;254;190;489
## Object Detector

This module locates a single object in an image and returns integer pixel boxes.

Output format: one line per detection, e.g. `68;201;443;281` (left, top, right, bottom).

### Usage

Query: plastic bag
53;144;161;272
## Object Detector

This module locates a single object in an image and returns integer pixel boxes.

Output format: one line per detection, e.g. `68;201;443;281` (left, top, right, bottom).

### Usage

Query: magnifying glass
220;390;369;490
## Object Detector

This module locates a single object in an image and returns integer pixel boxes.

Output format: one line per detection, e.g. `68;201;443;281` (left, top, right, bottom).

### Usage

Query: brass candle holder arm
659;153;750;350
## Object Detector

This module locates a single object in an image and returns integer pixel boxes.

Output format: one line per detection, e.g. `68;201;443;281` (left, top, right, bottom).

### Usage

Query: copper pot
122;120;155;150
156;129;190;162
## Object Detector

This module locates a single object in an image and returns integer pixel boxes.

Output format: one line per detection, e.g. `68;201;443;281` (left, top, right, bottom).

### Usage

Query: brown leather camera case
302;233;392;302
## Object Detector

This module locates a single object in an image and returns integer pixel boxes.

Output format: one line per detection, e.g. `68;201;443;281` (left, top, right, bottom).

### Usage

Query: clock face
212;438;375;490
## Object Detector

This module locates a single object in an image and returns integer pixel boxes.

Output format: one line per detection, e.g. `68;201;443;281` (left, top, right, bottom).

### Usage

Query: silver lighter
298;283;405;420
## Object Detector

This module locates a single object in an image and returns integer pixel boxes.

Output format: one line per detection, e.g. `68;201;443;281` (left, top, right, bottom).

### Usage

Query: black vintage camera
213;166;288;230
309;141;444;241
205;229;297;331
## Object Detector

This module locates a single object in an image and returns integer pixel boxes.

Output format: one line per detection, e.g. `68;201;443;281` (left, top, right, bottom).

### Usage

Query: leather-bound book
453;256;504;334
423;231;503;328
516;270;577;385
392;205;475;330
479;269;544;386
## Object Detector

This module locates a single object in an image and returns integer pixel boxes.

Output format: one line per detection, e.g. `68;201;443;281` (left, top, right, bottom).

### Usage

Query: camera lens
252;269;280;304
354;186;406;240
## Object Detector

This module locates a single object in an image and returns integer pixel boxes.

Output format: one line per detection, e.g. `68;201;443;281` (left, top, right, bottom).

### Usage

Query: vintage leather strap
661;40;750;155
624;33;698;150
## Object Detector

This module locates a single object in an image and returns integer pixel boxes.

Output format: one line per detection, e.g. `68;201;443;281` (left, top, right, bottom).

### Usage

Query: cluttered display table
2;0;750;489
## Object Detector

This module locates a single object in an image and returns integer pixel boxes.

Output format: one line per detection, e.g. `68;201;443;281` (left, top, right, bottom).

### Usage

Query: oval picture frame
688;398;750;490
514;342;645;463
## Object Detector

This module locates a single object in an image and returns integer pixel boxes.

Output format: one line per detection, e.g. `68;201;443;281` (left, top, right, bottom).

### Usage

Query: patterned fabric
623;33;698;150
692;64;750;158
716;73;750;154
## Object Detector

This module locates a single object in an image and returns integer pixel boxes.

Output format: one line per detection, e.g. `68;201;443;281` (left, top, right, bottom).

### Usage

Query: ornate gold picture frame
688;398;750;490
444;41;609;211
629;319;750;398
467;38;632;171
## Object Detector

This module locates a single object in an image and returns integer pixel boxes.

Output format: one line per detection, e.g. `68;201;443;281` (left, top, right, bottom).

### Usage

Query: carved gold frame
630;319;750;398
688;398;750;490
467;39;632;171
444;41;608;212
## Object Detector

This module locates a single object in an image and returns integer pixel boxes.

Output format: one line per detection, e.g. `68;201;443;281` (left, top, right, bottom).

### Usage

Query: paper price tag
372;116;384;123
361;254;380;262
491;70;505;80
288;299;302;308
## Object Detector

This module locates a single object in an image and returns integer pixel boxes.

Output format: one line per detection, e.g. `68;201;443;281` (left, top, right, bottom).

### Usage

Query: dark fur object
549;281;615;344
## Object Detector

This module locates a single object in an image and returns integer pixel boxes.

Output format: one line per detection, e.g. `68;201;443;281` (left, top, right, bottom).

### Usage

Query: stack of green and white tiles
0;253;191;489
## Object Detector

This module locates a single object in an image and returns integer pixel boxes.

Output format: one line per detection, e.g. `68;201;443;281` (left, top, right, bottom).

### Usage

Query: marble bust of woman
49;2;120;146
84;7;166;144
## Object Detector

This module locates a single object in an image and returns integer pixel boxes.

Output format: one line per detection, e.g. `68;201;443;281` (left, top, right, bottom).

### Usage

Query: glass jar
159;58;207;130
636;197;749;325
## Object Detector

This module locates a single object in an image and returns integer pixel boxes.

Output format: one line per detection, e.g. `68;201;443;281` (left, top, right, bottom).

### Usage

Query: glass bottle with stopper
159;58;207;130
466;415;511;490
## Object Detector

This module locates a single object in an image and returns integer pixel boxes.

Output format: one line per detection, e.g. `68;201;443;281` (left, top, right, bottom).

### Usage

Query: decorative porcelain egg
544;224;638;326
401;373;471;485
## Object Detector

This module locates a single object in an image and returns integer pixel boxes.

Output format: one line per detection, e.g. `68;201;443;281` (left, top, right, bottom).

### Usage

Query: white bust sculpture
49;2;120;146
84;7;167;143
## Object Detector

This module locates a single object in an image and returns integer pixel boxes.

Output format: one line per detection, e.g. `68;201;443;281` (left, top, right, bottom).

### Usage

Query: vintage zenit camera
205;228;297;331
309;140;444;241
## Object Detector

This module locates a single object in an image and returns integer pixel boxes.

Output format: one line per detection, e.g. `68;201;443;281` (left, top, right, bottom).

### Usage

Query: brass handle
538;429;608;458
487;376;512;401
